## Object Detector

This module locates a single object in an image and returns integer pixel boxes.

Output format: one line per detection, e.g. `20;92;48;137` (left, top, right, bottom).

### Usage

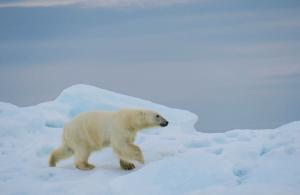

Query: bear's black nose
160;121;169;127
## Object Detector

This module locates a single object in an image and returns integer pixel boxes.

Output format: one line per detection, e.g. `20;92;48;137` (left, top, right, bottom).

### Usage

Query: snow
0;84;299;195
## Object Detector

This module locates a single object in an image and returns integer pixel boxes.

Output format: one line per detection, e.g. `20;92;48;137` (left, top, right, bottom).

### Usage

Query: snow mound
0;84;299;195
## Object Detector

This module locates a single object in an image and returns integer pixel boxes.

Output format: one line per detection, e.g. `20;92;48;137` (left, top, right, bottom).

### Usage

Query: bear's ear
140;111;146;116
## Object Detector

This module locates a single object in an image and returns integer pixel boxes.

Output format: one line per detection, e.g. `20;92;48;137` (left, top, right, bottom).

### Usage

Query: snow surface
0;84;299;195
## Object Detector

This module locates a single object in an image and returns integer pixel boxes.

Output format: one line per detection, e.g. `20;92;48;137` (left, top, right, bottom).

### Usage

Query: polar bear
49;109;168;170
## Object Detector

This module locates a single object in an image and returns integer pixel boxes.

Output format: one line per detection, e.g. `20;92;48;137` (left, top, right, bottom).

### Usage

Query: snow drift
0;84;299;195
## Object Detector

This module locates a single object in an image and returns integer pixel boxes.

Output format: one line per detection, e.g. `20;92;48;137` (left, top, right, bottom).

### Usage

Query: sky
0;0;299;132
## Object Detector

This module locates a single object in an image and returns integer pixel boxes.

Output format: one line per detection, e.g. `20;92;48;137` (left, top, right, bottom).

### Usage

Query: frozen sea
0;84;299;195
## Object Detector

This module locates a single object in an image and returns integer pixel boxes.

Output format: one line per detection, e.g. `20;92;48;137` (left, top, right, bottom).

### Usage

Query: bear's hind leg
49;144;73;167
76;162;95;170
120;159;135;170
74;148;95;170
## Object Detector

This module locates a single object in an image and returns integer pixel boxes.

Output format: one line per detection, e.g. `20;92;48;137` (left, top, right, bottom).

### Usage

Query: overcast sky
0;0;300;132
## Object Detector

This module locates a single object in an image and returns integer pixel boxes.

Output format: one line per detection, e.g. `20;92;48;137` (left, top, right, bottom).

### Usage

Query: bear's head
140;110;169;128
121;109;169;130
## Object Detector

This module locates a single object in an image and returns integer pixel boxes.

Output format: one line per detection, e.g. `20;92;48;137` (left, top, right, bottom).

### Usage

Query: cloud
0;0;196;8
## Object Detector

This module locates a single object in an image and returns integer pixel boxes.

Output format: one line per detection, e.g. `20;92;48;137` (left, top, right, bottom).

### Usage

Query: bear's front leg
120;159;135;170
130;144;144;164
112;143;144;165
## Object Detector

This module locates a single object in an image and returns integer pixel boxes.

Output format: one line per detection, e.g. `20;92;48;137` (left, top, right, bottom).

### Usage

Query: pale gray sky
0;0;300;132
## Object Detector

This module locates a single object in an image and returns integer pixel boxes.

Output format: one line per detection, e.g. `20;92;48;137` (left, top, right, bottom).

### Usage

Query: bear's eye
156;114;160;118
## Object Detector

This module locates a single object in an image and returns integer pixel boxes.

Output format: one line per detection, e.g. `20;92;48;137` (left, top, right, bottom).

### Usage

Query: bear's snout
160;120;169;127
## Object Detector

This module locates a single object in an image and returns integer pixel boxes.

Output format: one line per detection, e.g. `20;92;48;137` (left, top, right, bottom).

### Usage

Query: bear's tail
49;144;73;167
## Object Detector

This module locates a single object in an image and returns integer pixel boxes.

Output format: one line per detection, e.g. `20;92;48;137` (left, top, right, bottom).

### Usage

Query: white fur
49;109;167;170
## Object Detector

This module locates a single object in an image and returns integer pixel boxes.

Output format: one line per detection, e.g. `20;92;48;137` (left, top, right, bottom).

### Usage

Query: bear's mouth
160;121;169;127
